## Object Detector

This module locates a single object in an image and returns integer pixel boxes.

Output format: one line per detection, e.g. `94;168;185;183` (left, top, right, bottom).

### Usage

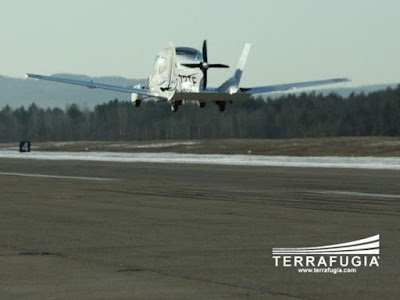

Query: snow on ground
1;150;400;170
104;141;201;149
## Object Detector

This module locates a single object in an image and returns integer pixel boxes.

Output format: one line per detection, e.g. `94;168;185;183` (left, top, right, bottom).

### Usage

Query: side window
157;57;167;74
153;55;160;72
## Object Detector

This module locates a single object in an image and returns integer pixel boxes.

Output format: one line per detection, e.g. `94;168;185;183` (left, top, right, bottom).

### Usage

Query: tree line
0;86;399;142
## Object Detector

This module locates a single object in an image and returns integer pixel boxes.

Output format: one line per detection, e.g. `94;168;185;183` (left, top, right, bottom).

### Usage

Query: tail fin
218;43;251;93
163;41;178;100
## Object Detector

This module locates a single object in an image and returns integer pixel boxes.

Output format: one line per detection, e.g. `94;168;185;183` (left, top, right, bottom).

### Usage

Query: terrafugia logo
272;235;380;274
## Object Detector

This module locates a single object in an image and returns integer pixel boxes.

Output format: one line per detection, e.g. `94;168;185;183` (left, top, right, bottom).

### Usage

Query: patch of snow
106;141;201;149
0;151;400;170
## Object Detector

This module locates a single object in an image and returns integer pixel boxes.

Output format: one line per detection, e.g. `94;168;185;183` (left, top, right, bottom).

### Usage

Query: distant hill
0;74;144;109
264;83;399;100
316;83;400;97
0;74;398;109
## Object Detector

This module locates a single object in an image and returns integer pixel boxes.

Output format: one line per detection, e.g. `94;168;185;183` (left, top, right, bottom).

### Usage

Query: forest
0;86;399;142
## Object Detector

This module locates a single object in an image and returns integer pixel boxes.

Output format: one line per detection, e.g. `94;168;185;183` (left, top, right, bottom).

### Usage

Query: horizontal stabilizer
172;91;251;102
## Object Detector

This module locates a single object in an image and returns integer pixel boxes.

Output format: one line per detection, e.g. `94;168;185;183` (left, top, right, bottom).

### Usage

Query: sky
1;0;400;87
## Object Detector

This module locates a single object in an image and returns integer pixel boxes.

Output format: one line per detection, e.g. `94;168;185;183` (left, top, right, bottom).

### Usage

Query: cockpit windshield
176;47;201;59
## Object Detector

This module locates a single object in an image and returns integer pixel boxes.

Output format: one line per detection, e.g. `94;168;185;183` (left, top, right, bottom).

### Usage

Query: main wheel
217;101;226;112
171;103;179;112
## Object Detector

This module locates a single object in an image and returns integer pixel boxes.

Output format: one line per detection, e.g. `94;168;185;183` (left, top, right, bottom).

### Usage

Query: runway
0;158;399;299
1;150;400;170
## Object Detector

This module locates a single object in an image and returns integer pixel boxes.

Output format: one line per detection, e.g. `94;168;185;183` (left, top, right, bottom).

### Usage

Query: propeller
181;40;229;90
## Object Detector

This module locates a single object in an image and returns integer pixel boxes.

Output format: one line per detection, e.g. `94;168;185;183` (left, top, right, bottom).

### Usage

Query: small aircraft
26;41;349;112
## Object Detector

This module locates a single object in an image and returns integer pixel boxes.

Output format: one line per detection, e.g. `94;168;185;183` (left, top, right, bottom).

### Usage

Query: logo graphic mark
273;234;379;255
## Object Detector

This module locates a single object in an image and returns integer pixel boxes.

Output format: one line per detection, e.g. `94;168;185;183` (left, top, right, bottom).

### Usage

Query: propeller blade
181;63;201;68
181;41;228;90
202;40;208;63
203;71;207;90
208;64;229;68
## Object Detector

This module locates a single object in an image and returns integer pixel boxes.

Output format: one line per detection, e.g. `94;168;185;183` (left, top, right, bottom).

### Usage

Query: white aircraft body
26;41;349;112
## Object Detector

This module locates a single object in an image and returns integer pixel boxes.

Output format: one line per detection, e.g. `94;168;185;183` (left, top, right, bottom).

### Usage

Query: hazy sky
1;0;399;86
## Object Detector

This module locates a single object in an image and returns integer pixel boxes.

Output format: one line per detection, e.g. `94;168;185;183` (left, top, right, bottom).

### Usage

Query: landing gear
171;103;179;112
216;101;226;112
171;101;181;112
133;100;141;107
197;101;206;109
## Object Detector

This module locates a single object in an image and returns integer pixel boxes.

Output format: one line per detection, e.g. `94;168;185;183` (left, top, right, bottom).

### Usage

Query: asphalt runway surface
0;158;399;299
